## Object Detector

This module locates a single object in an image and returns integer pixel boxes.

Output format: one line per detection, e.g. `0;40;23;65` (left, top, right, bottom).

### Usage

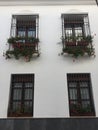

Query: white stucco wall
0;5;98;118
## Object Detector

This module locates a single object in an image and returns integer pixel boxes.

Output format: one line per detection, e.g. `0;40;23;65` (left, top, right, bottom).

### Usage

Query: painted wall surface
0;5;98;118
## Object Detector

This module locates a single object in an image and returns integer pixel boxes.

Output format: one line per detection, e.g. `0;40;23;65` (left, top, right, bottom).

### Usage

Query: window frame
61;13;91;40
67;73;95;116
7;74;34;117
10;14;39;39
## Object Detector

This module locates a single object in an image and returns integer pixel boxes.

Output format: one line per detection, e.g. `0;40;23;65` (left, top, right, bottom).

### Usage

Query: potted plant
77;35;93;46
4;36;40;61
62;35;95;58
63;46;85;57
7;37;39;44
64;36;76;46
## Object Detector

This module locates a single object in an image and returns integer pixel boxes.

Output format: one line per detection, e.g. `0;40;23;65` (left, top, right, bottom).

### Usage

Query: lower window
8;74;34;117
67;73;95;116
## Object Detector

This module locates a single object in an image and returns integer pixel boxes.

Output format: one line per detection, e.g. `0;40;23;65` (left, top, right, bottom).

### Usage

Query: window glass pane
28;28;36;37
82;101;90;108
80;88;90;100
24;89;32;100
80;82;88;87
13;89;22;100
25;83;33;88
28;30;33;37
24;101;32;113
24;101;32;107
69;82;77;87
70;100;77;105
65;28;72;37
13;102;21;111
69;89;77;100
18;28;26;37
14;83;22;88
75;27;83;37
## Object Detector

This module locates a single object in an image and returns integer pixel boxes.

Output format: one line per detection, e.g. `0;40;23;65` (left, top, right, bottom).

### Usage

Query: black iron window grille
11;15;39;38
67;73;95;116
62;14;90;38
8;74;34;117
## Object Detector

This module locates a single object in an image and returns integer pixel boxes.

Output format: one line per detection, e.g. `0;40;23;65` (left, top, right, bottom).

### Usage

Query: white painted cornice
0;0;97;6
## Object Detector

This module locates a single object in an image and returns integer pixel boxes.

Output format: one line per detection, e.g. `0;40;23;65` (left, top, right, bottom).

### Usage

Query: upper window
67;73;95;116
11;15;38;38
61;14;95;57
5;15;40;61
62;14;90;42
8;74;34;117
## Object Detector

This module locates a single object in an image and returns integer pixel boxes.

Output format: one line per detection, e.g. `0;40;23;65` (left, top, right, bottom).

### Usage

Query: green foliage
64;35;93;43
7;37;39;44
5;36;40;61
63;46;95;58
6;47;36;61
63;47;84;57
83;35;93;43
